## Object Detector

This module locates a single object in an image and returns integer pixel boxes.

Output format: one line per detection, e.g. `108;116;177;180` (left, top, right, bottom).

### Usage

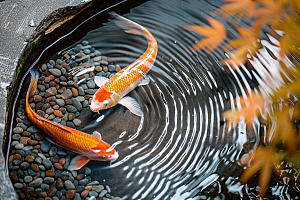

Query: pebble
92;185;103;193
49;69;62;77
49;147;57;156
89;191;98;197
13;127;23;134
73;119;82;127
14;183;24;189
99;190;108;197
55;99;65;107
72;88;78;97
44;177;54;184
66;105;77;113
62;89;73;100
41;183;50;191
47;187;57;197
74;193;81;200
79;178;89;186
71;98;82;111
12;134;21;140
46;87;57;96
29;178;43;187
40;141;52;152
87;79;95;89
64;180;75;190
54;110;63;117
105;185;111;193
15;143;24;150
42;159;52;169
24;176;33;183
85;89;96;95
78;87;85;95
108;65;116;72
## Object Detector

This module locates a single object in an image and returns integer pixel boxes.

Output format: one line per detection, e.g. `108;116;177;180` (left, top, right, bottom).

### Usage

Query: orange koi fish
90;12;157;116
25;69;119;170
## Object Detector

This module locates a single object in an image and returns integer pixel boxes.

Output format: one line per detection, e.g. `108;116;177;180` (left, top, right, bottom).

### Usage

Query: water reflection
20;0;300;199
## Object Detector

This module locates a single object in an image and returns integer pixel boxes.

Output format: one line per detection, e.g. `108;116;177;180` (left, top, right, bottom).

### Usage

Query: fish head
90;87;120;112
88;140;119;162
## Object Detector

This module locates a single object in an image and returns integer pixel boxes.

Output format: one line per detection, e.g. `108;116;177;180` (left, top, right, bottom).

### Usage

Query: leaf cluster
185;0;300;198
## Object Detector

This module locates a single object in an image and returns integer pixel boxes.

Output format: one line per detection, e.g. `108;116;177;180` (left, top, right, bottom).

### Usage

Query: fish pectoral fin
45;136;62;147
92;131;102;140
138;76;150;86
118;96;143;117
68;155;91;171
94;76;109;87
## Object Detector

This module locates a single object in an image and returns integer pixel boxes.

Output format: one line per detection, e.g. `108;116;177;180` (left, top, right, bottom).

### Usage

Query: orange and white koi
90;12;157;116
25;69;119;170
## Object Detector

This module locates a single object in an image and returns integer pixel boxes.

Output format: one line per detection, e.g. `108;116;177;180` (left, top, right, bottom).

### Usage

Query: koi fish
90;12;158;116
25;69;119;170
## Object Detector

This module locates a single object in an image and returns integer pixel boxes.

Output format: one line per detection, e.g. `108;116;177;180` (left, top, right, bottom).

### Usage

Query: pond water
8;0;300;199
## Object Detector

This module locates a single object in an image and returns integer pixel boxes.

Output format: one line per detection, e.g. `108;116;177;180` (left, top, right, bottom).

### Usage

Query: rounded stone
115;65;121;72
42;159;52;169
64;180;75;190
44;177;54;184
88;191;98;197
13;127;23;134
15;143;24;150
41;183;50;191
73;119;82;127
55;99;65;107
61;89;73;100
53;110;63;117
87;80;95;89
29;178;43;187
81;190;89;198
66;105;77;113
72;88;78;97
71;98;82;111
99;190;107;197
79;178;89;186
49;69;62;77
14;183;24;189
40;141;51;152
24;176;33;183
47;187;57;197
12;134;21;140
46;87;57;96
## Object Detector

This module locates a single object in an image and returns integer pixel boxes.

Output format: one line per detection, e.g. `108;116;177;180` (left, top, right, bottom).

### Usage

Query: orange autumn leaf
272;109;297;156
184;18;226;52
240;146;283;198
217;0;257;21
223;91;265;127
220;27;258;69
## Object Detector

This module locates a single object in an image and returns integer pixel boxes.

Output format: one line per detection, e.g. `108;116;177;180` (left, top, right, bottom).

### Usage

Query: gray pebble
49;60;55;65
17;171;25;178
38;153;47;160
41;183;50;190
13;127;23;134
78;87;85;95
99;190;108;197
62;89;73;100
85;89;96;95
81;84;88;90
61;68;66;76
56;99;65;107
15;143;24;150
82;41;89;46
92;185;103;193
60;82;68;86
27;126;39;133
84;49;91;54
79;178;89;186
62;113;68;121
53;117;61;123
66;122;75;128
66;105;77;113
64;180;75;190
40;171;46;178
56;190;63;198
39;165;46;171
37;110;46;118
73;119;82;127
108;65;115;72
13;159;22;165
29;178;43;187
47;63;53;69
42;159;52;169
81;45;91;49
20;124;28;130
95;50;101;56
106;185;111;193
71;170;77;178
49;68;62;76
41;140;52;152
44;177;54;184
84;167;91;175
76;96;85;102
89;191;98;197
42;103;50;111
49;147;57;156
73;76;78;83
50;96;56;101
48;114;55;120
24;176;33;183
14;183;23;189
100;60;108;65
60;76;67;83
87;80;95;89
12;134;21;140
57;151;67;156
82;100;89;107
22;146;33;151
11;141;19;147
67;80;74;86
71;98;82;111
35;157;42;165
74;193;81;200
46;87;57;96
37;85;46;92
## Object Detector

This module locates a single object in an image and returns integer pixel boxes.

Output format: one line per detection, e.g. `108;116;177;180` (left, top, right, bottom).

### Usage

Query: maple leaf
223;91;266;127
216;0;257;21
184;17;226;52
240;146;283;198
272;108;297;156
221;27;259;69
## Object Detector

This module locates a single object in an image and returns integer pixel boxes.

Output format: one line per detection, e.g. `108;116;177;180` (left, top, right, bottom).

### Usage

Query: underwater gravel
9;40;122;200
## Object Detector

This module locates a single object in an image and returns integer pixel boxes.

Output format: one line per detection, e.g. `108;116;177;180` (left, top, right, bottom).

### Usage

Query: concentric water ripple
11;0;300;199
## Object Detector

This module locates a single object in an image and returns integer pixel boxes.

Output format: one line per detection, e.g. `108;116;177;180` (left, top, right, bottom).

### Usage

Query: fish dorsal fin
118;96;143;117
92;131;102;140
68;155;91;171
94;76;109;87
139;76;150;86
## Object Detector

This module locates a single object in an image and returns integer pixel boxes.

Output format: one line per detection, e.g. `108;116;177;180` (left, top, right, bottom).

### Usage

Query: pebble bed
8;41;122;200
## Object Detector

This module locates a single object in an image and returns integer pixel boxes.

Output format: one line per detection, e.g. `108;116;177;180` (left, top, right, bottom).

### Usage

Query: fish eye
103;101;108;106
101;156;106;159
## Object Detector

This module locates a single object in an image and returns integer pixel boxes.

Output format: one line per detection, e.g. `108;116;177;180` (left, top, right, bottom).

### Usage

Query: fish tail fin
109;11;144;36
26;69;39;100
